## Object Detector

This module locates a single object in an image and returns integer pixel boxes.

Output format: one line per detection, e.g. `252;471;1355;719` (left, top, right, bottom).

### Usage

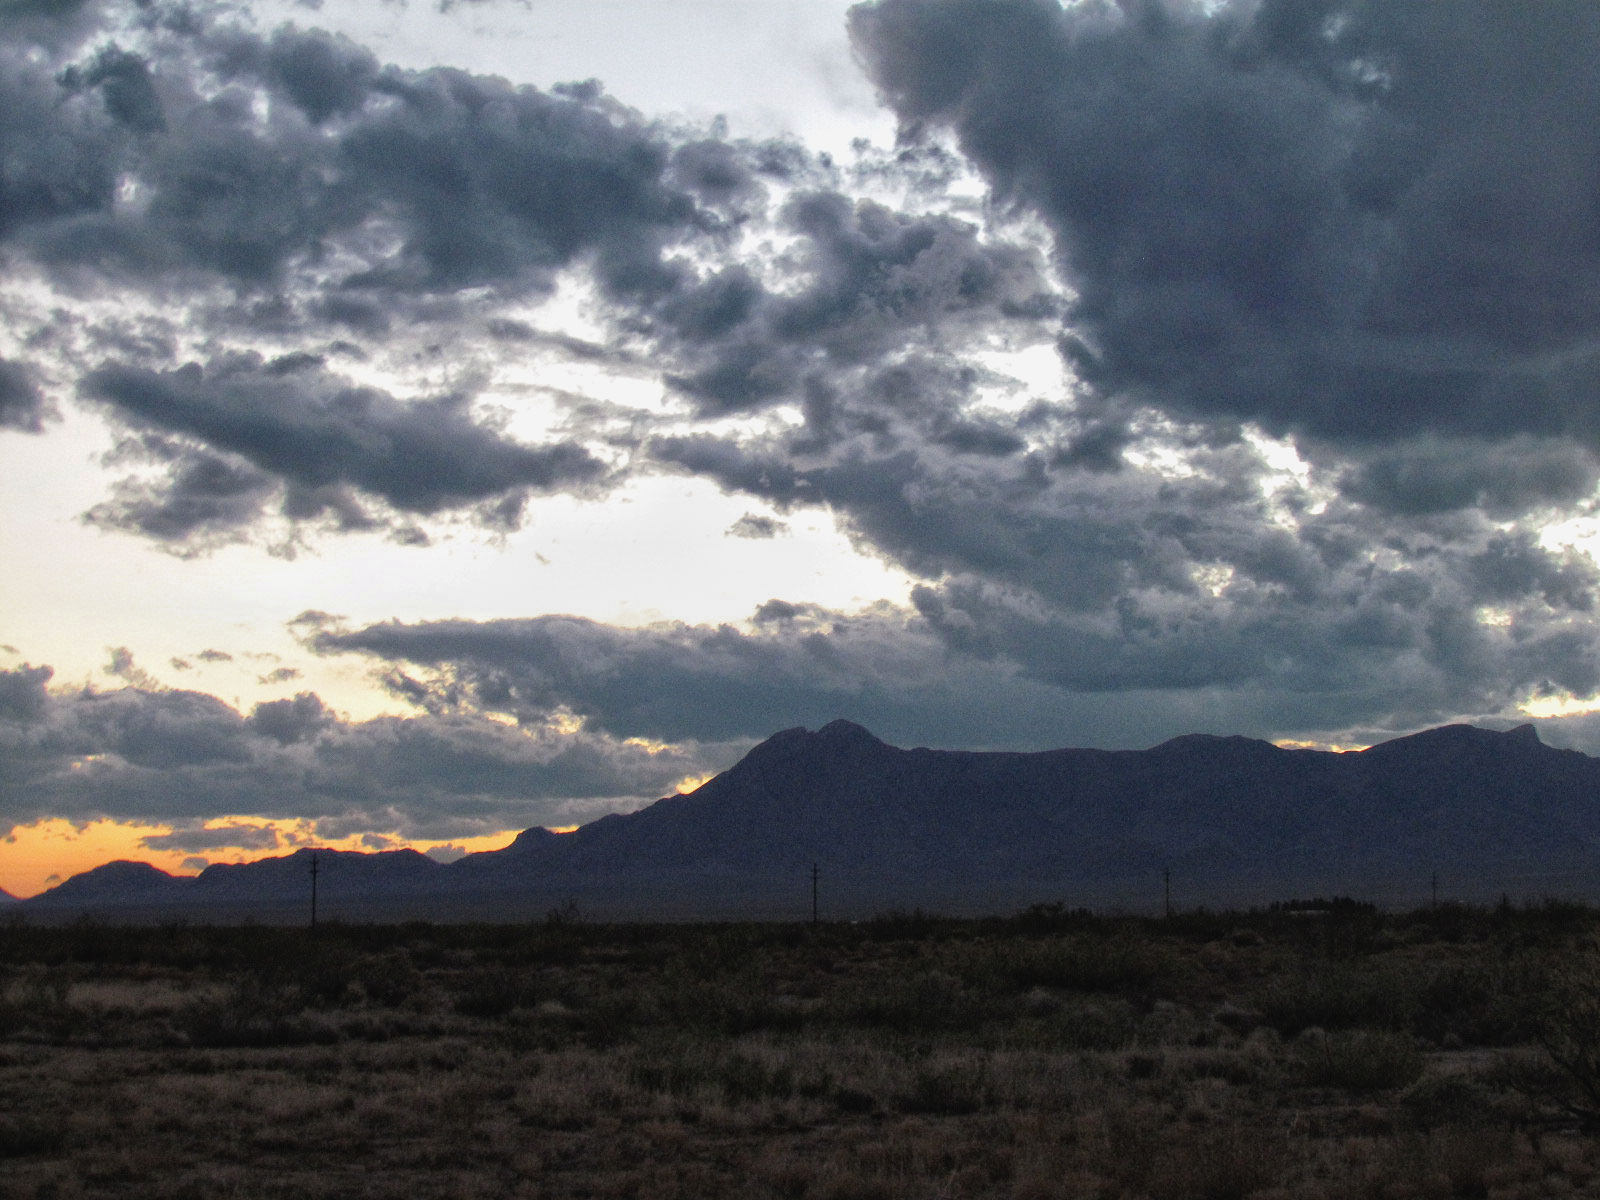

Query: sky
6;0;1600;897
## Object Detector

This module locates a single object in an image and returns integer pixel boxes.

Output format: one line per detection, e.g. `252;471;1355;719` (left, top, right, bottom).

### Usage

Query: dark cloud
1339;438;1600;518
0;664;51;723
657;193;1050;413
0;0;100;31
59;44;166;133
0;13;728;325
306;607;1305;749
309;557;1600;756
0;359;50;432
0;41;125;241
247;692;330;745
850;0;1600;455
81;354;608;543
141;823;283;854
260;26;380;126
650;403;1600;740
0;664;707;840
83;444;279;549
6;0;1600;776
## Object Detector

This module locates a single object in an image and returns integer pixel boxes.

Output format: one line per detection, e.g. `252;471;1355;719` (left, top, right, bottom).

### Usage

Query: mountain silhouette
20;721;1600;920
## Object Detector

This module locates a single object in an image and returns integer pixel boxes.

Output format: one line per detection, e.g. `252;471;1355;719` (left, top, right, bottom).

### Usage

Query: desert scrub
967;932;1175;996
1296;1027;1424;1091
1527;942;1600;1124
1257;959;1421;1037
3;907;1598;1199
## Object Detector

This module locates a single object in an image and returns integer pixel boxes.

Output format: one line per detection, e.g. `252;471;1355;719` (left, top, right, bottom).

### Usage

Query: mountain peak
1151;732;1276;753
34;859;180;905
816;719;883;744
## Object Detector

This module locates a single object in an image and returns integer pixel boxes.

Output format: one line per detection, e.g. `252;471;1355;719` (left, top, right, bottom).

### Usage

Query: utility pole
1163;867;1171;919
309;852;320;930
1431;871;1438;909
811;863;819;925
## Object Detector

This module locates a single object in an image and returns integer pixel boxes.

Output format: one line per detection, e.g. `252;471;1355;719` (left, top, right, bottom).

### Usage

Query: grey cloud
60;44;166;133
651;402;1600;737
2;15;722;317
0;667;705;839
307;597;1600;756
81;354;607;541
659;193;1049;413
0;359;50;432
0;664;51;723
850;0;1600;451
1340;439;1600;518
261;26;380;125
669;138;764;207
652;431;1189;611
104;646;160;688
0;0;101;33
84;445;278;549
727;513;786;539
247;692;330;745
308;607;1273;749
141;824;284;853
1466;534;1597;612
330;63;699;297
0;44;124;241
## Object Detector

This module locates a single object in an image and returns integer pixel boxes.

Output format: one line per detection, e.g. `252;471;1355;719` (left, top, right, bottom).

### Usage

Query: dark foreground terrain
6;903;1600;1198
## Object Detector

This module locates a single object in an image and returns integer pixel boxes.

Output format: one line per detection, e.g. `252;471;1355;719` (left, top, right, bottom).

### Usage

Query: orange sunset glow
0;819;522;900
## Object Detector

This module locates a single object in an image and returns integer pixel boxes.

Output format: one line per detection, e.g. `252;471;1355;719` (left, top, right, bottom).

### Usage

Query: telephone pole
1431;871;1439;909
811;863;819;925
309;852;320;930
1163;867;1171;919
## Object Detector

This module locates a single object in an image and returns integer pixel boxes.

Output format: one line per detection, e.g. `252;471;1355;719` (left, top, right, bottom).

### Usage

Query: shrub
452;965;532;1018
1529;945;1600;1124
1258;963;1418;1036
896;1060;990;1115
1298;1028;1424;1091
0;1114;66;1158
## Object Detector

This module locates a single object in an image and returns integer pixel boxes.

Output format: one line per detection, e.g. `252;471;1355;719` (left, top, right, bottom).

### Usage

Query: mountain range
15;720;1600;921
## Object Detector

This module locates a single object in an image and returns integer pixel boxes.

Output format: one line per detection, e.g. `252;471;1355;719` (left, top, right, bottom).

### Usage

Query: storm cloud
850;0;1600;454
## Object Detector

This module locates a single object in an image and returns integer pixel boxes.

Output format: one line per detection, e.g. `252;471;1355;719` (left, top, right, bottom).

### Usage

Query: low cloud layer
0;664;709;843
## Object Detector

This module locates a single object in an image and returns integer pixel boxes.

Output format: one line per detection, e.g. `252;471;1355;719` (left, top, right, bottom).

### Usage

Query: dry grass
2;903;1600;1197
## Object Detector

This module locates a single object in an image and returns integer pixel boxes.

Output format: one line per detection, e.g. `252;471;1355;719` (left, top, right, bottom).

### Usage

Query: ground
2;902;1600;1198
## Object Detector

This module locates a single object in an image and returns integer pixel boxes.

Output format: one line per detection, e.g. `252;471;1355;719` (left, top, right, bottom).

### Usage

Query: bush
1298;1028;1424;1091
0;1114;66;1158
1258;963;1418;1036
1529;945;1600;1123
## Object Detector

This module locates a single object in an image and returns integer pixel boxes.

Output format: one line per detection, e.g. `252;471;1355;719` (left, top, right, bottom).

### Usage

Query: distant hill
20;720;1600;921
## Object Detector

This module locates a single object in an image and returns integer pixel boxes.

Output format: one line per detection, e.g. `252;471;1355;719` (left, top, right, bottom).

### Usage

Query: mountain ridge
18;720;1600;920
